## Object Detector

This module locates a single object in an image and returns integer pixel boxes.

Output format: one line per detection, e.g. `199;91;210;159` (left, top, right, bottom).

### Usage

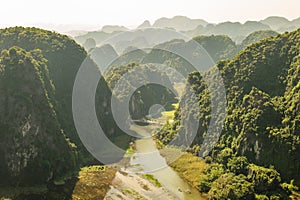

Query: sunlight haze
1;0;299;29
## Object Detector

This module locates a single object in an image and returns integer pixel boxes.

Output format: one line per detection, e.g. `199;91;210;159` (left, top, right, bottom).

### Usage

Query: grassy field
160;148;209;189
72;166;116;200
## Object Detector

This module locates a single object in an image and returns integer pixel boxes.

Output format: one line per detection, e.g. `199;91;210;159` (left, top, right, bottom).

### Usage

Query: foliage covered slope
105;63;177;120
0;27;129;187
0;27;86;143
240;30;279;49
0;47;77;185
156;29;300;198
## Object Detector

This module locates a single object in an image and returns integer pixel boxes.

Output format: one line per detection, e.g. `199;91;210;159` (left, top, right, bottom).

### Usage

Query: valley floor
104;171;176;200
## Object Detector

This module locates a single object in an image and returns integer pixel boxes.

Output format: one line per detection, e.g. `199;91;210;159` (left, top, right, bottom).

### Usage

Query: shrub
217;148;233;165
208;173;255;199
227;156;249;175
248;164;281;193
255;194;269;200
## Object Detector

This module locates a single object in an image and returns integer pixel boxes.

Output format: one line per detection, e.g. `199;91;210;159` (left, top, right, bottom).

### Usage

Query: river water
129;125;205;200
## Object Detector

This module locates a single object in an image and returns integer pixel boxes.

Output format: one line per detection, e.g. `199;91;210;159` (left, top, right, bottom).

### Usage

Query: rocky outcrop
0;47;77;185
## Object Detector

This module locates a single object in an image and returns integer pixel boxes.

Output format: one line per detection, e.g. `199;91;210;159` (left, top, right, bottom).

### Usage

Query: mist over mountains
72;15;300;54
2;8;300;199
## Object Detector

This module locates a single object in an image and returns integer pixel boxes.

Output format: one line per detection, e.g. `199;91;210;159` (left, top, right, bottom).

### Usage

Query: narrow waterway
129;125;205;200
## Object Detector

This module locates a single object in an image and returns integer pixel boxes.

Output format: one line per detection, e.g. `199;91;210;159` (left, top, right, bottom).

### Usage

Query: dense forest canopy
156;28;300;199
0;19;300;199
0;27;132;187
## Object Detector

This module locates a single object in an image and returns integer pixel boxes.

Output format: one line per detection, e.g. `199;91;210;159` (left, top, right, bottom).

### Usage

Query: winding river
129;125;205;200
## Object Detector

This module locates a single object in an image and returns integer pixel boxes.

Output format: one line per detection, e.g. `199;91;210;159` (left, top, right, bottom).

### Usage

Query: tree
227;156;249;175
208;173;255;200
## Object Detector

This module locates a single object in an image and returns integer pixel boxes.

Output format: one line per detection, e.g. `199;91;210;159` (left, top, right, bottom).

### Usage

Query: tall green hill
0;47;77;185
157;28;300;184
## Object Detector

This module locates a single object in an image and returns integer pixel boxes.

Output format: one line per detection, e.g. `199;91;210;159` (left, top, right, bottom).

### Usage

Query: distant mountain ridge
184;21;272;43
74;15;300;50
101;25;129;33
152;16;208;31
260;16;300;32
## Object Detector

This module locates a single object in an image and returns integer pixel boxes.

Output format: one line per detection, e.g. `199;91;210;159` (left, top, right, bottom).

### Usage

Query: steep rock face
0;27;86;144
0;47;76;185
216;30;300;181
157;29;300;182
0;27;130;186
0;27;128;161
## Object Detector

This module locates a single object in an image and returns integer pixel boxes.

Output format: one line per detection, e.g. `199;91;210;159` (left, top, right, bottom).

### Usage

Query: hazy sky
1;0;299;29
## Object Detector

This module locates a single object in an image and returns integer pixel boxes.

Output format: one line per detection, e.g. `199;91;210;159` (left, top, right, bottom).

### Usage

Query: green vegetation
208;173;255;199
123;189;139;195
105;62;177;120
2;22;300;199
72;166;116;200
142;35;238;76
193;35;237;61
0;186;47;199
0;27;130;196
240;30;278;49
0;46;77;185
161;103;179;121
141;174;162;187
198;153;290;199
80;165;107;172
0;27;85;153
123;189;144;200
160;149;208;188
0;27;128;154
75;16;300;48
100;35;243;78
156;29;300;199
